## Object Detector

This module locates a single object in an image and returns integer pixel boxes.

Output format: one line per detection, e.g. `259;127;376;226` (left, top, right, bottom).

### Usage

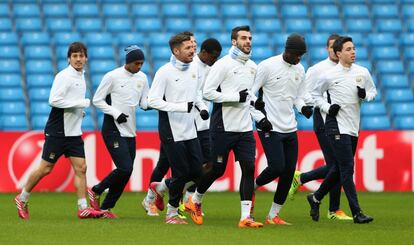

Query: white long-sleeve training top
45;65;90;137
312;63;377;137
305;58;338;122
203;54;265;132
251;54;309;133
193;55;211;131
148;61;207;142
93;66;149;137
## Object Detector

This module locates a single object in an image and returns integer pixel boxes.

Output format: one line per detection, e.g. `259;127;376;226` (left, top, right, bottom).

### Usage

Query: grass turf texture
1;192;413;244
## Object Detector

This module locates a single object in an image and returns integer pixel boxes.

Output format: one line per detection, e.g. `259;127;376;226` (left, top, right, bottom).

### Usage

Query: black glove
200;110;209;120
257;118;273;133
116;113;129;124
187;102;194;112
301;106;313;119
357;86;366;99
239;89;248;103
328;104;341;117
254;99;265;110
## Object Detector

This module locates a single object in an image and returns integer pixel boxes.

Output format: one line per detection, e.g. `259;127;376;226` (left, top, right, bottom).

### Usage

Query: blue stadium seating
342;4;369;17
0;102;26;114
30;101;51;116
165;18;193;32
285;19;312;33
26;60;54;74
367;33;396;46
390;102;414;116
84;33;113;46
13;4;40;17
106;18;132;33
0;115;28;130
53;33;82;46
361;116;391;130
376;19;402;33
31;115;48;130
88;46;115;59
376;61;404;74
254;19;282;33
0;32;18;45
224;19;252;31
394;116;414;129
0;4;9;17
402;4;414;18
136;111;158;131
15;18;42;32
381;75;409;88
116;33;146;47
29;88;51;101
72;4;99;17
281;5;308;18
221;4;247;18
0;18;11;31
251;4;277;18
46;18;72;32
132;4;158;18
0;46;19;59
315;19;342;33
102;4;128;17
24;46;52;59
0;88;24;101
26;74;54;88
297;116;313;130
361;102;387;116
0;74;21;87
89;60;117;74
312;5;339;18
0;0;413;131
371;47;400;60
43;4;69;17
0;60;20;73
135;18;162;32
195;19;222;32
76;18;103;33
346;19;372;32
385;89;414;102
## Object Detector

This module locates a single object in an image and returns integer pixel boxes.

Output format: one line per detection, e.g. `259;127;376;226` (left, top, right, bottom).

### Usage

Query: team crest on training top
250;68;255;75
356;76;364;86
192;73;196;79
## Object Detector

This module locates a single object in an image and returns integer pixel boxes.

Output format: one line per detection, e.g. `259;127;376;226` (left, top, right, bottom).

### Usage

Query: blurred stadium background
1;0;414;132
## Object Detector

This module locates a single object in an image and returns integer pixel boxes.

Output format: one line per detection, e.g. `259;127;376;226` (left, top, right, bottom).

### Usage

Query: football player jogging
15;42;103;220
186;26;272;228
251;33;313;225
288;34;353;221
308;36;375;224
142;37;222;217
147;33;209;225
88;45;149;218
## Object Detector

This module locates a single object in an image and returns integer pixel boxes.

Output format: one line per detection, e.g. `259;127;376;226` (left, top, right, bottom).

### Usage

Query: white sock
183;191;194;203
166;203;178;218
20;189;30;202
240;200;252;220
156;179;168;195
145;189;155;203
77;198;88;210
268;202;283;219
192;190;203;204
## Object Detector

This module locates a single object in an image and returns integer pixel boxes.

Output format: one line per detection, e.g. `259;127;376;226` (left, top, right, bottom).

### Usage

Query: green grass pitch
1;192;413;244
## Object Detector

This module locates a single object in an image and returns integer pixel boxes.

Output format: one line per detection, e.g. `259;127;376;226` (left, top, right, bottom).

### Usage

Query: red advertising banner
0;131;412;192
